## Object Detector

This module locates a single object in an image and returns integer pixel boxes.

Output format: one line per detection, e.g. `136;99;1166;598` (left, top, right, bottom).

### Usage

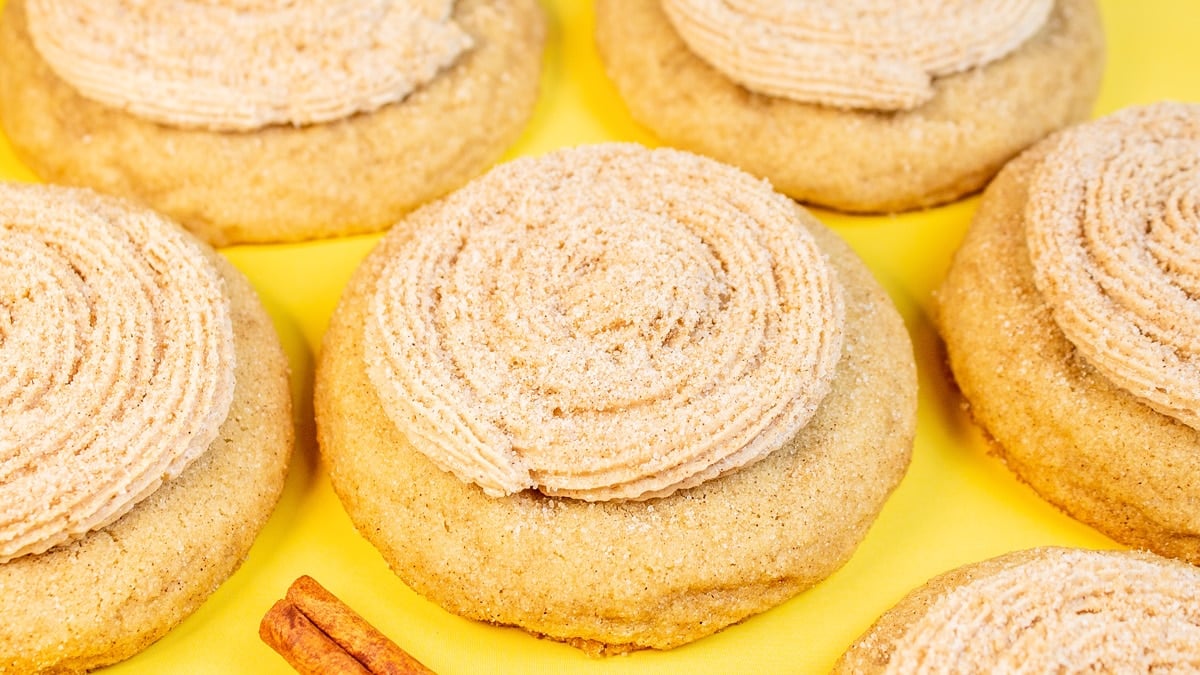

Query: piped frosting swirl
0;183;236;562
363;144;845;501
1026;102;1200;429
885;549;1200;672
25;0;472;131
661;0;1051;110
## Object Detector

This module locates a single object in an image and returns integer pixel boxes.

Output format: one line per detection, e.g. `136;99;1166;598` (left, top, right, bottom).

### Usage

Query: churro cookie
0;183;292;672
594;0;1104;213
833;547;1200;673
316;144;917;652
0;0;545;245
936;103;1200;563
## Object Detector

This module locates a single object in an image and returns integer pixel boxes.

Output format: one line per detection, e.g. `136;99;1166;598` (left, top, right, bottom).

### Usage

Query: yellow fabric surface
0;1;1196;672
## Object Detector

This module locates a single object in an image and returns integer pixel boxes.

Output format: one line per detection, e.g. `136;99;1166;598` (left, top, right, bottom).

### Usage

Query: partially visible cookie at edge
594;0;1104;213
833;547;1200;673
935;102;1200;563
0;182;293;672
0;0;545;246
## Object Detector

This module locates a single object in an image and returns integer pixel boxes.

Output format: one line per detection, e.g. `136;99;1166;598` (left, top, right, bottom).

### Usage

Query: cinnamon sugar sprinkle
661;0;1051;110
25;0;472;131
0;183;235;562
364;144;845;501
1026;103;1200;429
885;550;1200;672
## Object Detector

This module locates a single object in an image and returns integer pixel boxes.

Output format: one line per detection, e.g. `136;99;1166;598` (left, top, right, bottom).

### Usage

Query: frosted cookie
0;0;545;245
316;143;917;652
833;547;1200;673
594;0;1104;213
936;103;1200;563
0;182;292;672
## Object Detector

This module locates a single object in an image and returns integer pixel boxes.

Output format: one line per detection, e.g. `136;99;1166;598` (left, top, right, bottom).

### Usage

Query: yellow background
1;1;1198;673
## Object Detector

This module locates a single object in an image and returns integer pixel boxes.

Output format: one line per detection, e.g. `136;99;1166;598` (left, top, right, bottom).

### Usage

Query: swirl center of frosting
0;184;236;562
661;0;1052;110
364;144;845;501
25;0;472;130
474;208;732;413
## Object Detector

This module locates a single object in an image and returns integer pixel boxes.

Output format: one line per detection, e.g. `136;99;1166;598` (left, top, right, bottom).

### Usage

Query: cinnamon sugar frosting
661;0;1051;110
363;144;845;501
884;549;1200;672
0;183;236;562
24;0;472;131
1026;103;1200;429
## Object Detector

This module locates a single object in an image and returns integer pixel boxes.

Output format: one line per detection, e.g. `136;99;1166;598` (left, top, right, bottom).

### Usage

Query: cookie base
315;203;917;652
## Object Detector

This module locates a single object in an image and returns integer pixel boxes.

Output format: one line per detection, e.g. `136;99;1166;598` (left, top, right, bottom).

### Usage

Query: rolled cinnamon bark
259;600;371;675
286;576;434;675
260;576;434;675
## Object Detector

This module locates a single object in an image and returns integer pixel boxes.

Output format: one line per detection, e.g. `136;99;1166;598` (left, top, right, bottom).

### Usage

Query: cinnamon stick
260;575;435;675
259;599;371;675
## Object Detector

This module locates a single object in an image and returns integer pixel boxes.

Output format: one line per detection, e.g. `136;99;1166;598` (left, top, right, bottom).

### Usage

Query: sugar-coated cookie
834;547;1200;673
316;143;916;653
0;0;545;245
0;183;292;672
936;102;1200;563
594;0;1104;213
